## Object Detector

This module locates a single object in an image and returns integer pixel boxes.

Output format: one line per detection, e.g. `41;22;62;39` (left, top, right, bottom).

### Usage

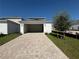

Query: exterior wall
20;24;24;34
44;23;52;33
0;23;8;34
8;21;20;33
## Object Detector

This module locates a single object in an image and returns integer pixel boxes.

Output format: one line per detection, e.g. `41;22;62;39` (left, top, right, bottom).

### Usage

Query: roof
20;20;46;24
0;20;8;23
20;17;49;24
27;17;46;19
45;21;52;23
0;17;52;24
20;20;52;24
0;20;19;24
26;17;46;21
0;17;24;20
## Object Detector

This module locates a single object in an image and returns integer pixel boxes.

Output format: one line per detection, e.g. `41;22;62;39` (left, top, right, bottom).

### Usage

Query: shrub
0;33;5;37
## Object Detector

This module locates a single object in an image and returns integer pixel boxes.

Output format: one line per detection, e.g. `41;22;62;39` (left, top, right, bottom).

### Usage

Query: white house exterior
0;17;53;34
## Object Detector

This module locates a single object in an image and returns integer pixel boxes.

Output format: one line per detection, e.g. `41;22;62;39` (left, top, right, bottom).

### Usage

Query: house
70;20;79;30
70;25;79;30
66;20;79;34
0;17;53;34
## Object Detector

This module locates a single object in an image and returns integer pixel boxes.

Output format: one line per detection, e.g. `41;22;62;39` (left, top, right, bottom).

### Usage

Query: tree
53;11;71;31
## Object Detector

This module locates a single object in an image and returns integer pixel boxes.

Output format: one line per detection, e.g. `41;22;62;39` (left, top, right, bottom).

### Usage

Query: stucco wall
44;23;52;33
0;23;8;34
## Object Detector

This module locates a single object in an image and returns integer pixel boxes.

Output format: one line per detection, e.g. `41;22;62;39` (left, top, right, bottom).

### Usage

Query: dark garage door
27;24;43;32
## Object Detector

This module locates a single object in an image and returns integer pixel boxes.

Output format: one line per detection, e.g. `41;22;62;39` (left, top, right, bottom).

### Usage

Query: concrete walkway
0;33;69;59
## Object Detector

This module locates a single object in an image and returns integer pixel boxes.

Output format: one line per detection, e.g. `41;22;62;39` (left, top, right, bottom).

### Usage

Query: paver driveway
0;33;69;59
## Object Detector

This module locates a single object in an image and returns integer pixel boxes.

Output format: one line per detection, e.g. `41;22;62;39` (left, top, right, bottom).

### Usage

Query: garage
26;24;43;32
20;19;52;34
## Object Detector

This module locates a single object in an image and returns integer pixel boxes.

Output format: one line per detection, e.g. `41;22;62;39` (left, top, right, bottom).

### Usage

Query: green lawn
0;33;21;45
47;34;79;59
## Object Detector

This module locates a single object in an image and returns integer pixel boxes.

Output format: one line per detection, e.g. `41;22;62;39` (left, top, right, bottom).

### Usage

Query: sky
0;0;79;20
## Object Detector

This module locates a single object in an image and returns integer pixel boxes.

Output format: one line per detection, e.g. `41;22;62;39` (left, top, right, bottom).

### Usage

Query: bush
0;33;5;37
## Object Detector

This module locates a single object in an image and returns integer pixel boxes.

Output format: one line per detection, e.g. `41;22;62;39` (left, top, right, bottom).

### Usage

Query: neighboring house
0;17;53;34
70;20;79;30
66;20;79;34
70;25;79;30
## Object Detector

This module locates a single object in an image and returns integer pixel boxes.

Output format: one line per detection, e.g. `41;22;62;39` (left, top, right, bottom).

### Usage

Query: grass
0;33;21;45
47;34;79;59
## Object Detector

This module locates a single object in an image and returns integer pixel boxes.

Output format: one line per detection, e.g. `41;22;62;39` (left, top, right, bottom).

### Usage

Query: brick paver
0;33;69;59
